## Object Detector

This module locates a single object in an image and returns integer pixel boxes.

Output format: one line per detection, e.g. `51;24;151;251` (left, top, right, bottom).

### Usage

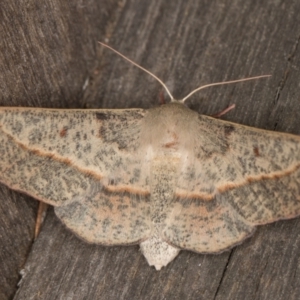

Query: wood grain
1;0;300;299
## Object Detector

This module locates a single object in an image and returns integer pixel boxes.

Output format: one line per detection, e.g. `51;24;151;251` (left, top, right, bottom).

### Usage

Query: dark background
1;0;300;299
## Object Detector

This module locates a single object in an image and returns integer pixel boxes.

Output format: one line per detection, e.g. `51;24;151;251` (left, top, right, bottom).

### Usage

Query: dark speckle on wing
224;125;235;137
96;110;145;151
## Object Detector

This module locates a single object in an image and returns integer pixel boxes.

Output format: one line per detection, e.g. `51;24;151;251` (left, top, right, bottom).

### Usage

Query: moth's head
99;42;270;107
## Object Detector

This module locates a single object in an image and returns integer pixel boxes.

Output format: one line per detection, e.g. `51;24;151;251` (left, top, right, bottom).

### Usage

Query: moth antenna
99;42;174;101
180;75;271;104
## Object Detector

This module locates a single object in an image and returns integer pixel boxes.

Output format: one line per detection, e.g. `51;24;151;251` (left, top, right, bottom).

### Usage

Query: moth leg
211;104;235;118
158;90;166;105
34;202;48;239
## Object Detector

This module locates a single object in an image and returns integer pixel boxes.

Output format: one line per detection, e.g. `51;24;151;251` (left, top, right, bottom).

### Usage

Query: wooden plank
0;187;37;300
1;0;300;299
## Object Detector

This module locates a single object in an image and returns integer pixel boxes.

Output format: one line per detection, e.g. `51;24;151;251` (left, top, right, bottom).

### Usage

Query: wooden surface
1;0;300;299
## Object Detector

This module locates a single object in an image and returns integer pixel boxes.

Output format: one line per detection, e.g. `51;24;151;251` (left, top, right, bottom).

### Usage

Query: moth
1;43;300;271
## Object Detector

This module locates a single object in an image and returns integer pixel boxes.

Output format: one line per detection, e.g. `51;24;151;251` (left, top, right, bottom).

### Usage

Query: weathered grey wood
0;187;37;300
1;0;300;299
